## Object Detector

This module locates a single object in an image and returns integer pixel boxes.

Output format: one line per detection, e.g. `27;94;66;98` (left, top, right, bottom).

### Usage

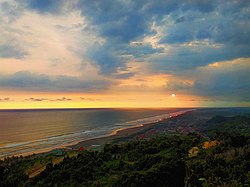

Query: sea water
0;108;187;158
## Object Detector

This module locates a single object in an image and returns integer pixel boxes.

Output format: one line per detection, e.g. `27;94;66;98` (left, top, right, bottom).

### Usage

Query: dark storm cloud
77;0;149;42
22;0;249;75
73;0;250;74
10;0;250;104
0;71;111;92
76;0;179;74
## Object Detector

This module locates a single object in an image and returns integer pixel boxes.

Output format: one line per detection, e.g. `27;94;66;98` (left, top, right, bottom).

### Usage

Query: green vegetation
203;115;250;136
0;115;249;186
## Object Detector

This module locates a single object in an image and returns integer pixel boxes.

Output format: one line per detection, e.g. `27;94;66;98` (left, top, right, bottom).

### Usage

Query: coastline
4;109;195;159
71;109;196;148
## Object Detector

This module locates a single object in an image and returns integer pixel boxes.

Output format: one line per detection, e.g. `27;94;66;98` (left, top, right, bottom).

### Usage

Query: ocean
0;108;187;158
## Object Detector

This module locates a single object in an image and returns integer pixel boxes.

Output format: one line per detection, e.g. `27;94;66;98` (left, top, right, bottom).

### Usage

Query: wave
0;109;193;158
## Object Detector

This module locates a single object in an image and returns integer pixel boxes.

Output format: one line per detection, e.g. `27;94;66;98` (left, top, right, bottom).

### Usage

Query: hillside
0;114;249;187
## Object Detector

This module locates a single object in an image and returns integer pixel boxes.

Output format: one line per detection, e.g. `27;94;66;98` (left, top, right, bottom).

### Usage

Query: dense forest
0;114;249;187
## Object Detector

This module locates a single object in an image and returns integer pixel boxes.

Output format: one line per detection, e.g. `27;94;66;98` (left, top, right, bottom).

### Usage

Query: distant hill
202;115;250;136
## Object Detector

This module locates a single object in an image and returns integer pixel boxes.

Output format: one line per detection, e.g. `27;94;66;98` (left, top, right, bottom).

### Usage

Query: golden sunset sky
0;0;250;108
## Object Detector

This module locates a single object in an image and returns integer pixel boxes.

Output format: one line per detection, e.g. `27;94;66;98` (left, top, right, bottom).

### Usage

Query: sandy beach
69;109;194;150
9;109;194;158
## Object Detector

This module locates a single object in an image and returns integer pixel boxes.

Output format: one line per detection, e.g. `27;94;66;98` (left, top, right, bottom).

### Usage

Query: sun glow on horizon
0;1;249;108
1;90;246;109
0;90;207;109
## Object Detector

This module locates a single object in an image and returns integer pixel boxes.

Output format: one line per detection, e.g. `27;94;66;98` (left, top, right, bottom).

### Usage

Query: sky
0;0;250;108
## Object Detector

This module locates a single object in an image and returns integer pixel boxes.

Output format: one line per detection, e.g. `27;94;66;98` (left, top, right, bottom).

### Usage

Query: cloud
0;97;11;102
2;0;249;77
193;58;250;100
113;72;135;79
147;44;250;73
0;1;24;23
25;97;48;102
164;58;250;101
77;0;150;42
24;0;65;14
88;44;124;75
80;97;100;102
175;16;185;24
74;0;250;75
24;97;73;102
0;1;102;78
125;43;164;58
0;71;111;92
53;97;72;102
159;8;250;46
0;1;27;59
0;44;27;59
77;0;155;74
0;0;249;106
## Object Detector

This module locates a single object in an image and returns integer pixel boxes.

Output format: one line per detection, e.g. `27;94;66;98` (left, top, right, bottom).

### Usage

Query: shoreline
2;109;195;159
